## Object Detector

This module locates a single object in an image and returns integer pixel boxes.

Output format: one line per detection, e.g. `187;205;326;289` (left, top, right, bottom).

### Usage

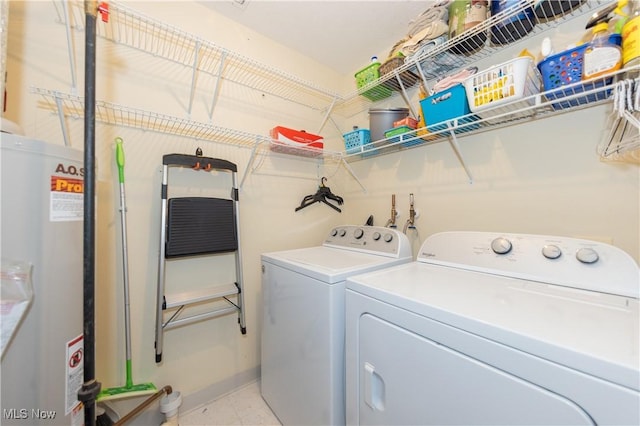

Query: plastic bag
1;260;34;359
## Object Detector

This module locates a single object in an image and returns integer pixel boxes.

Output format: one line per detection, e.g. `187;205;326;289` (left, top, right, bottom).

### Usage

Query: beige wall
5;0;639;416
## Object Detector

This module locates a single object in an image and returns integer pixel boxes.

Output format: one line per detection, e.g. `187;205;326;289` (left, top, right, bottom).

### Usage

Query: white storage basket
463;56;543;123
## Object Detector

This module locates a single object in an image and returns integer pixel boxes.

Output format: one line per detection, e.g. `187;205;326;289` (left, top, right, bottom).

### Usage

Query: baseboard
178;366;260;415
98;366;260;425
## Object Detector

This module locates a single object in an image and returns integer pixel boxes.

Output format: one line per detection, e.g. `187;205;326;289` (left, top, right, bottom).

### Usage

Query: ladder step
164;306;239;330
164;283;238;309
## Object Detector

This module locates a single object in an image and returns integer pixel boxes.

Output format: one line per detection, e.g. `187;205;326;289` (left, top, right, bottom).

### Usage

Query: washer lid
262;246;410;283
346;262;640;391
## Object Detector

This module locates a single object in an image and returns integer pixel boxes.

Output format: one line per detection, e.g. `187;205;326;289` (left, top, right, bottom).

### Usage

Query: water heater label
50;176;84;222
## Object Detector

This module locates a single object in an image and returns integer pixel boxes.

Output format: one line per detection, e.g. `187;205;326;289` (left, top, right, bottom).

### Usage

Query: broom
98;137;156;401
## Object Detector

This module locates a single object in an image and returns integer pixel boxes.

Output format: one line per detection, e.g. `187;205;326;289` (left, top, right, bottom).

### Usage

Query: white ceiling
199;0;431;75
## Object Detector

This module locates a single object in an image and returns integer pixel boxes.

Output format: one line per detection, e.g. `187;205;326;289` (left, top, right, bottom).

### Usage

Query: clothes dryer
261;225;412;426
345;231;639;425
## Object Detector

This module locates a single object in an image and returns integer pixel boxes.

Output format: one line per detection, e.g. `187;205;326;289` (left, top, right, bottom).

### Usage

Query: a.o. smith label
50;176;84;222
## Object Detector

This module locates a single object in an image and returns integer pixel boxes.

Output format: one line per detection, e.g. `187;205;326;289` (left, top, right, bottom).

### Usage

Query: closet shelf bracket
239;137;265;189
209;51;228;120
187;40;202;116
54;95;72;147
447;122;473;184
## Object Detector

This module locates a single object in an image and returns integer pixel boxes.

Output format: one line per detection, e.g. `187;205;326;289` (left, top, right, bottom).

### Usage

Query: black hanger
295;177;344;213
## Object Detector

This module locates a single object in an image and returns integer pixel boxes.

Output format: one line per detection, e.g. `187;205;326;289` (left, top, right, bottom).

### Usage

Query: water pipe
385;194;398;228
113;385;174;426
403;193;417;234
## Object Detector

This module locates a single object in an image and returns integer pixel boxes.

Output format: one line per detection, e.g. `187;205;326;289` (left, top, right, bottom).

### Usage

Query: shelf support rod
187;41;201;116
412;58;432;96
62;0;78;94
54;94;72;147
338;157;367;193
446;122;473;184
394;70;417;118
316;95;338;134
239;137;262;189
208;51;228;120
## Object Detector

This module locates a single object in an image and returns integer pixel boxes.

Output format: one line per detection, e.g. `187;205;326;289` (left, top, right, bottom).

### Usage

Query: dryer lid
346;260;640;391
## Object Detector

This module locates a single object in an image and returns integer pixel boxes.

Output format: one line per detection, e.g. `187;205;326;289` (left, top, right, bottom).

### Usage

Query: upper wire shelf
334;0;610;117
53;0;610;120
53;0;343;113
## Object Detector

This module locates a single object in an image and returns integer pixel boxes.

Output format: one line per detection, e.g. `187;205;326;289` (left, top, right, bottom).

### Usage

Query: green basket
384;125;422;147
355;62;392;102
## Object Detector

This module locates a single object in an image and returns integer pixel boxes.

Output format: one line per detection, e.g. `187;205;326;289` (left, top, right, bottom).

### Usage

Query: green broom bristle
97;358;157;401
97;383;157;401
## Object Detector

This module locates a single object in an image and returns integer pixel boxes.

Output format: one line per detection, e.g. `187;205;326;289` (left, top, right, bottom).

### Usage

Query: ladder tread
164;283;238;309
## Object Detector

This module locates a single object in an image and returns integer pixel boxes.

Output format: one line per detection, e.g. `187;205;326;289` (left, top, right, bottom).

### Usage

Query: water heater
1;133;85;425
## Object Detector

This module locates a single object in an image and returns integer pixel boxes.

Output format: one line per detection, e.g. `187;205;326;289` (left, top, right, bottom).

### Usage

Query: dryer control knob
354;228;364;239
542;244;562;259
576;247;599;264
372;232;381;241
383;233;394;243
339;229;347;237
491;237;512;255
330;229;338;237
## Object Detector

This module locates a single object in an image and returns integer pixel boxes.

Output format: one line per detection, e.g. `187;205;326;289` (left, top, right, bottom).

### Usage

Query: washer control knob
491;237;512;255
372;232;381;241
354;228;364;239
338;229;346;237
576;247;599;264
330;229;338;237
383;233;394;243
542;244;562;259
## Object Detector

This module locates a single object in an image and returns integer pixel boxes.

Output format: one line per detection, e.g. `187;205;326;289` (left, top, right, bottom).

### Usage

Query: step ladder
155;152;246;363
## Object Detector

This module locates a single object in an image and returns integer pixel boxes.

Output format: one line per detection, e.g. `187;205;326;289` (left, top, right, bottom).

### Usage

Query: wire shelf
334;0;610;116
53;0;343;112
47;0;636;171
343;67;640;161
52;0;610;119
32;87;344;160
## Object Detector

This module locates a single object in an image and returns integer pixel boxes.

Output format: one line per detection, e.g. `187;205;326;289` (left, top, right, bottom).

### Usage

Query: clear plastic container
583;22;622;80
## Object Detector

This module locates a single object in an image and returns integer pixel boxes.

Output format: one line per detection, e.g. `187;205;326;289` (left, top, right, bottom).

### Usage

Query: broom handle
116;137;133;388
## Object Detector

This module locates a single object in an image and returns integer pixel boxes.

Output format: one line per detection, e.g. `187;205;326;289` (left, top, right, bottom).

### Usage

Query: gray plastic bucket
369;108;410;142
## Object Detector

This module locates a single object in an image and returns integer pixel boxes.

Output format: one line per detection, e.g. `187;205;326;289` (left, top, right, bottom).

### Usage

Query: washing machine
345;231;639;425
261;225;412;426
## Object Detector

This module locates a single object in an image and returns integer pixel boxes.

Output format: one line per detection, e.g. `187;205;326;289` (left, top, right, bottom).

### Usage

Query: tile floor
179;381;281;425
